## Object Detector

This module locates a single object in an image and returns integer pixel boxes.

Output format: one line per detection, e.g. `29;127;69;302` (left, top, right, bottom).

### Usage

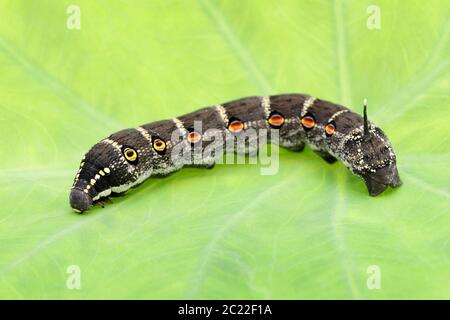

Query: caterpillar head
342;102;402;196
69;128;166;213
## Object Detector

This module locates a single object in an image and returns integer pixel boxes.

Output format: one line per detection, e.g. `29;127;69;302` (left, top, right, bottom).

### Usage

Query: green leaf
0;0;449;299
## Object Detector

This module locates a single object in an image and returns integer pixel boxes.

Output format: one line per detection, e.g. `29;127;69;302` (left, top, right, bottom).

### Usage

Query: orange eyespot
228;119;244;133
301;115;316;129
187;131;202;144
268;113;285;128
325;123;335;136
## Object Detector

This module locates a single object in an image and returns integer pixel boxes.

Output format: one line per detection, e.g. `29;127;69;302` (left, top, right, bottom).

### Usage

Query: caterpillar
70;94;402;213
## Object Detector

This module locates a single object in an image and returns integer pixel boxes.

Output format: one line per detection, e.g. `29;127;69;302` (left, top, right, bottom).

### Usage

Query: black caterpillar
70;94;402;213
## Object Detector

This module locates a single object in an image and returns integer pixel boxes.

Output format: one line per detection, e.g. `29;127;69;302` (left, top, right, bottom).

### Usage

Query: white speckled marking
215;105;228;126
328;109;349;122
261;96;271;119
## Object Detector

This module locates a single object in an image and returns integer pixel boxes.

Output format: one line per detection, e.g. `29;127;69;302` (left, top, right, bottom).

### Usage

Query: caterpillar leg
186;162;216;169
313;150;337;164
111;191;127;197
185;154;216;169
279;137;306;152
279;137;305;152
94;197;113;208
283;143;305;152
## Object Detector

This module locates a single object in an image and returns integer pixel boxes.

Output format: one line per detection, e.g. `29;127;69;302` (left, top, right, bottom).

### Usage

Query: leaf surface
0;0;449;299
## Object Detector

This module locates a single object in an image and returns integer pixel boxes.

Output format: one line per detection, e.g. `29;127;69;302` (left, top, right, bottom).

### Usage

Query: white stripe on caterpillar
261;96;271;119
136;127;152;143
215;105;228;126
301;96;316;116
328;109;350;122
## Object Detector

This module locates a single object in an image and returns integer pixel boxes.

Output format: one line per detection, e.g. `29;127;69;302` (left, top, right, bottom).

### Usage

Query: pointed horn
363;98;369;137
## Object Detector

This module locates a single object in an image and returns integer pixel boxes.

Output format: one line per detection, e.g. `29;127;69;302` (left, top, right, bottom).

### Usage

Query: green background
0;0;449;299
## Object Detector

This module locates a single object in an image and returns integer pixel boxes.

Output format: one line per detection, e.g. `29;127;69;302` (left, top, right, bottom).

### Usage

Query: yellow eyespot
123;147;138;162
153;138;166;152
